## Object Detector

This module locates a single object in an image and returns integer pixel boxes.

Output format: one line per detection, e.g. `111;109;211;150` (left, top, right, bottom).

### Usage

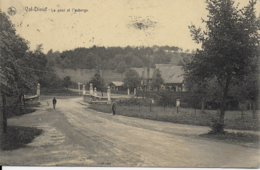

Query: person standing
52;97;57;110
112;102;116;115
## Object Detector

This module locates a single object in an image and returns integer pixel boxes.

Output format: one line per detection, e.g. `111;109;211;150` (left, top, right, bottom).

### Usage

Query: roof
155;64;184;84
110;81;124;87
131;67;154;79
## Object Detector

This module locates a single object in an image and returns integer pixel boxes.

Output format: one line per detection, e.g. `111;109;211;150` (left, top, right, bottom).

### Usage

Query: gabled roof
155;64;184;84
131;67;154;79
110;81;124;87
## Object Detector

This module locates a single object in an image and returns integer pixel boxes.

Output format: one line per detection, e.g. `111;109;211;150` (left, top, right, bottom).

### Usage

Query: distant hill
55;68;123;84
47;46;192;72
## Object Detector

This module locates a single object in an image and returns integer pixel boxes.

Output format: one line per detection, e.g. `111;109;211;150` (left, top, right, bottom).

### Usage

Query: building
109;81;124;91
130;64;186;92
131;67;155;90
155;64;185;92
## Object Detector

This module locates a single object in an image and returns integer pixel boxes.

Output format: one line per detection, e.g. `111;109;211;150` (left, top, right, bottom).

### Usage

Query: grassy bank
1;126;43;150
200;132;259;148
89;103;259;131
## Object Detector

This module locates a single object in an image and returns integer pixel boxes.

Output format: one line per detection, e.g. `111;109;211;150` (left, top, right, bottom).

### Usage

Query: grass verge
89;103;259;131
1;126;43;150
200;132;259;148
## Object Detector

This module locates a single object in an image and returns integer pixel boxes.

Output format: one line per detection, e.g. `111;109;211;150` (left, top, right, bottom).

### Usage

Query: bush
209;118;225;134
145;90;192;107
117;98;151;106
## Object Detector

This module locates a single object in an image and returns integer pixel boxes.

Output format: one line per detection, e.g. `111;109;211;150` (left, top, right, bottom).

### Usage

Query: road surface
1;97;259;167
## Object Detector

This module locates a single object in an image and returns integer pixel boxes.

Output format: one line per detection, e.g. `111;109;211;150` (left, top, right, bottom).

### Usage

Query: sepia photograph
0;0;259;168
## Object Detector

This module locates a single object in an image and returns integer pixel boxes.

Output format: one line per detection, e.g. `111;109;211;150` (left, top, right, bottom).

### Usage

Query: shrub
117;98;151;106
209;118;225;134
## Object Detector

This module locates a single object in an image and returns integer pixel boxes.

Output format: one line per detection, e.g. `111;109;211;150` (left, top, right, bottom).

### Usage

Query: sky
1;0;259;53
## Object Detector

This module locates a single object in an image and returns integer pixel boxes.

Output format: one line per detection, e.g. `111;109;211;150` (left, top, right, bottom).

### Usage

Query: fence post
176;98;180;113
78;82;81;95
107;86;111;104
83;84;86;95
89;83;93;95
36;83;40;98
150;100;152;112
94;87;97;97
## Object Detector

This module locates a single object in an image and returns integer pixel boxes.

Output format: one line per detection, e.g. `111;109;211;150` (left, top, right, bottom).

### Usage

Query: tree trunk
22;94;25;108
149;101;152;112
252;101;256;119
2;94;7;133
195;107;197;117
239;102;244;119
0;93;4;148
217;77;230;134
19;93;25;114
240;109;244;119
218;104;225;133
201;98;205;112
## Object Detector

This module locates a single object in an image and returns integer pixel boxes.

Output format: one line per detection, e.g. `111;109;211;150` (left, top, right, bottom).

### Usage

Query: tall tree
63;76;72;89
151;69;164;91
185;0;259;133
124;69;141;91
0;12;37;134
89;71;105;95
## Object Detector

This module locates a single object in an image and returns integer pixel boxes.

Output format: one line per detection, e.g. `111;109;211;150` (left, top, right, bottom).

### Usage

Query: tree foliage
151;69;164;91
0;12;34;96
89;72;105;92
0;12;39;134
63;76;72;89
46;46;190;71
184;0;259;133
123;69;141;91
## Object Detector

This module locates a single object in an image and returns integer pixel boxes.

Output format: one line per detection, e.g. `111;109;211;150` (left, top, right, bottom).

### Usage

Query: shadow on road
7;108;37;118
1;126;43;151
200;132;259;148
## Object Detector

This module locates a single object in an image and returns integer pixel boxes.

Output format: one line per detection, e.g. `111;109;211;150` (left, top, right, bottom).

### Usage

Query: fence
89;100;259;131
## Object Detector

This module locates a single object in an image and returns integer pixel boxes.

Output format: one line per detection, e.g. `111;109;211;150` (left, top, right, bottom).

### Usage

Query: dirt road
1;97;259;167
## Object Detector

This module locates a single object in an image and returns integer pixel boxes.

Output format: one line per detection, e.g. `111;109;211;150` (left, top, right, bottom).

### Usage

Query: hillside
47;46;192;72
55;68;123;84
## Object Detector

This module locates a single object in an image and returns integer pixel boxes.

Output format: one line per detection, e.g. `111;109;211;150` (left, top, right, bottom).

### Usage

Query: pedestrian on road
52;97;57;110
112;102;116;115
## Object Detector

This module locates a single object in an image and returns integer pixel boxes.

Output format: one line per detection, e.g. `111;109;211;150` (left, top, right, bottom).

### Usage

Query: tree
89;72;105;95
229;64;258;118
0;12;38;135
63;76;72;89
185;0;259;133
124;69;141;91
185;76;222;112
151;69;164;91
115;61;127;73
131;56;144;67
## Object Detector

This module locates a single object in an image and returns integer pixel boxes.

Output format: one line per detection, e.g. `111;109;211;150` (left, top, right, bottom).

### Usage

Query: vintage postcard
0;0;259;168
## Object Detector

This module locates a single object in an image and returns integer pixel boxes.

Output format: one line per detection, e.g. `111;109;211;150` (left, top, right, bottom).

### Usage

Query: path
1;97;259;167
